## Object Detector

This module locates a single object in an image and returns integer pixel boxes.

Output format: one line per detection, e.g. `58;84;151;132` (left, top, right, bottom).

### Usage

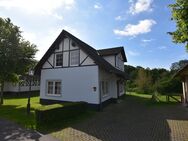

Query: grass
0;94;95;133
127;92;181;106
0;95;41;129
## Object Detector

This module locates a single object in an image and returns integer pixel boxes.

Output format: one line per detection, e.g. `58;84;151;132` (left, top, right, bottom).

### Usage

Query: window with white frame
70;50;79;65
47;80;61;95
55;53;63;66
101;81;109;96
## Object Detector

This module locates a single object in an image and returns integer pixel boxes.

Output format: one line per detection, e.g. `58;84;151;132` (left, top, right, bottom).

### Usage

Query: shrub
156;78;182;95
35;102;87;127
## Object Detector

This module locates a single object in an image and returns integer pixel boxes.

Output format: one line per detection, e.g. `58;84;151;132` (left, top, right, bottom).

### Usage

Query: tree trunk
0;81;4;105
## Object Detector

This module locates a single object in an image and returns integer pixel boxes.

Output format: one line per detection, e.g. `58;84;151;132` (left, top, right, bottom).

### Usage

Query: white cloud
128;51;140;56
32;26;79;60
129;0;153;15
63;26;79;36
53;14;63;20
158;46;167;50
141;39;154;42
115;16;122;21
22;32;37;43
113;19;156;37
94;3;102;9
115;15;126;21
0;0;75;19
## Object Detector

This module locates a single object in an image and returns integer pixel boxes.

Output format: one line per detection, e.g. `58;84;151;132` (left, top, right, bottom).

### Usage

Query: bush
157;78;182;95
35;102;87;127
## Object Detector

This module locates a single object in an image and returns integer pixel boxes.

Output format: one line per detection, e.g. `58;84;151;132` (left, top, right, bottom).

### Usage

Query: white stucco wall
115;53;124;71
103;56;115;67
99;69;118;102
40;66;100;104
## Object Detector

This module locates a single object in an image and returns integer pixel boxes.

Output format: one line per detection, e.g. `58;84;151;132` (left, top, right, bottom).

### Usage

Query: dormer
97;47;127;71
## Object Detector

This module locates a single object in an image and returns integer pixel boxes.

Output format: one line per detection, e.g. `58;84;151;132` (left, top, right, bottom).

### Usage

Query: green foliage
125;60;183;95
169;0;188;49
156;78;182;95
135;68;152;94
35;102;87;128
0;17;38;104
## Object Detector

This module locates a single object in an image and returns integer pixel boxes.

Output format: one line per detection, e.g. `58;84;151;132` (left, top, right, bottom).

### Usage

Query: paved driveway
52;95;188;141
0;118;59;141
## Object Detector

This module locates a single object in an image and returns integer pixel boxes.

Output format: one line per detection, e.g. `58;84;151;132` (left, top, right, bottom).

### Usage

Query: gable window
101;81;109;97
70;50;79;65
56;53;63;66
47;80;61;95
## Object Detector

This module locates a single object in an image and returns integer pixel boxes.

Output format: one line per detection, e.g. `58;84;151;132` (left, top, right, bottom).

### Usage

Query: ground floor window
47;80;61;96
101;81;109;97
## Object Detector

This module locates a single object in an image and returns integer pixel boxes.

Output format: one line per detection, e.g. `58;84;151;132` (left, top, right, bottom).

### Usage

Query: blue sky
0;0;187;69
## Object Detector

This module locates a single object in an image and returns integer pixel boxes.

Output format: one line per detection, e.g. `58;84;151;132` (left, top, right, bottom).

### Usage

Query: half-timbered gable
41;37;95;70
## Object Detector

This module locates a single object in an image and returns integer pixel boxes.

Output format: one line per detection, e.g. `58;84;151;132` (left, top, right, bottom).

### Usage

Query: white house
3;75;40;93
35;30;127;108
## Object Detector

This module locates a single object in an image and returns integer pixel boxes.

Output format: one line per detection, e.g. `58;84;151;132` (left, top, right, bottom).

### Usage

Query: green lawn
0;95;95;132
127;92;181;104
0;95;41;129
0;92;181;133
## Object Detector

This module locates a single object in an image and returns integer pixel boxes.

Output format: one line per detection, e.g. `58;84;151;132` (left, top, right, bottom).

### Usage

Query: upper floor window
56;53;63;66
70;50;79;66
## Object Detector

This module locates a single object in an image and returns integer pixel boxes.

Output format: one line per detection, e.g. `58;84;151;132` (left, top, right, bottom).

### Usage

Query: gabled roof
34;30;127;79
174;64;188;78
97;47;127;62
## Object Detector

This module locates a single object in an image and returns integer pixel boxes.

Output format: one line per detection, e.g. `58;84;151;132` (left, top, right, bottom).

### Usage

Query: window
47;80;61;95
55;81;61;94
47;81;53;94
56;53;63;66
70;50;79;65
101;81;109;96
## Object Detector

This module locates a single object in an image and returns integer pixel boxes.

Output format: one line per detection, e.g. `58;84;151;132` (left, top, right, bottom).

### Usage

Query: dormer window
55;53;63;67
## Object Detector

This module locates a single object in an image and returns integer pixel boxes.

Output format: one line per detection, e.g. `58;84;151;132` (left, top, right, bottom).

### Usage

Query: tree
135;68;152;93
0;18;37;105
169;0;188;50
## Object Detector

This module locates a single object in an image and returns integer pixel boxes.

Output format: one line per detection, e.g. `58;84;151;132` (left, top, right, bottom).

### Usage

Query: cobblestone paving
0;118;59;141
52;95;188;141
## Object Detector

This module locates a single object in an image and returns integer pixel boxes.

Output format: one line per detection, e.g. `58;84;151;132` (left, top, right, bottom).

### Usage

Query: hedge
35;102;87;127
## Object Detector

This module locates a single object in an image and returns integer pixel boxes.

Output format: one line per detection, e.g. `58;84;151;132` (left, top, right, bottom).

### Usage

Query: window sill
46;94;62;97
102;94;109;98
